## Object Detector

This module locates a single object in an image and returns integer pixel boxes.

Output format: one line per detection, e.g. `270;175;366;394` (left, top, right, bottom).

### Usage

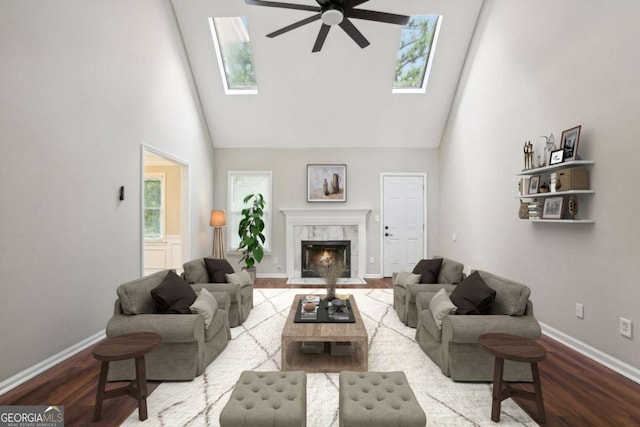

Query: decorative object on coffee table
478;333;547;424
93;332;161;422
315;261;346;301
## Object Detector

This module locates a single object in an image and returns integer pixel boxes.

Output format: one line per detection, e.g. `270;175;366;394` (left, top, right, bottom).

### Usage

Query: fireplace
301;240;351;278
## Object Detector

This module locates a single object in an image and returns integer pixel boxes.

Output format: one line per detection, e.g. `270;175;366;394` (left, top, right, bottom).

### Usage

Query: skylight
393;15;441;94
209;17;258;95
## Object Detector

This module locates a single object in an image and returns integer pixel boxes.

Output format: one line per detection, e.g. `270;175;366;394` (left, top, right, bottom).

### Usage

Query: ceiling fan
245;0;410;52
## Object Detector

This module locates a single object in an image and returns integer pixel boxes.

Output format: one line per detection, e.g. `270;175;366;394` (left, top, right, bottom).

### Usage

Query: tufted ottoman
339;371;426;427
220;370;306;427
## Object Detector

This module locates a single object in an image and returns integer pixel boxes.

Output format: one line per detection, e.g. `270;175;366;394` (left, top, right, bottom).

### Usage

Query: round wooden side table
478;333;547;424
93;332;161;422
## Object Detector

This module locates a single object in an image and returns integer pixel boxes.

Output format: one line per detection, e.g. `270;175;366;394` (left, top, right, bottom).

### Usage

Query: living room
1;0;639;425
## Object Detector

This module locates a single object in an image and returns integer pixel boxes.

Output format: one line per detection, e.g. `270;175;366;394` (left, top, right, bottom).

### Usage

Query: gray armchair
106;270;230;381
182;257;253;327
415;270;541;382
393;257;465;328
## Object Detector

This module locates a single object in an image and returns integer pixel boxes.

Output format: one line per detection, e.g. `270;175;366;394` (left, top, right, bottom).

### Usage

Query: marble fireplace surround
281;208;371;282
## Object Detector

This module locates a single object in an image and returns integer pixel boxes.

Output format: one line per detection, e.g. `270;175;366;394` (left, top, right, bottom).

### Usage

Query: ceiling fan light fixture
321;8;344;26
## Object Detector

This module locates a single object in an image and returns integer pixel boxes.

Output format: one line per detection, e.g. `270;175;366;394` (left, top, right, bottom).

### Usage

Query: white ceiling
171;0;484;149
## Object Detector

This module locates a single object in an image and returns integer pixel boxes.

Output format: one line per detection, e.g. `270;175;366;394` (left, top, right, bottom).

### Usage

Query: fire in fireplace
301;240;351;278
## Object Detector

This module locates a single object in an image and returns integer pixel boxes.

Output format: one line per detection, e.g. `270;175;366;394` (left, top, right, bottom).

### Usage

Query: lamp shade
210;210;226;227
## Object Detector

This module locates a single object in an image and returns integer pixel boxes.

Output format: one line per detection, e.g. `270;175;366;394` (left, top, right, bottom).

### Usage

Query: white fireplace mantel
281;208;371;279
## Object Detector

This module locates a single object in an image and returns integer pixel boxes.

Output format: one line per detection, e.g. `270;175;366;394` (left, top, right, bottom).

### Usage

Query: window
393;15;441;94
228;171;272;251
209;16;258;95
144;173;165;240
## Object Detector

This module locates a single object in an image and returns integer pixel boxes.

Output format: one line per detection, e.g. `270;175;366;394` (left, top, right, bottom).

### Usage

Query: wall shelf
517;159;595;223
517;190;595;199
527;219;595;224
517;160;595;176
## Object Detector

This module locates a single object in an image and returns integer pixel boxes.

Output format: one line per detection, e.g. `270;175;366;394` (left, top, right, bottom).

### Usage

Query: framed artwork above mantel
307;164;347;202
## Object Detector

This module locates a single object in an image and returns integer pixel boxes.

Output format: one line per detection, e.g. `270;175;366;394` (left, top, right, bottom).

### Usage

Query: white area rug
123;289;536;427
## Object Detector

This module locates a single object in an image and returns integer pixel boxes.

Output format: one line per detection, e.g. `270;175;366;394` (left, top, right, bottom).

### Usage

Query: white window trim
208;17;258;96
227;170;272;252
392;15;443;95
144;172;166;241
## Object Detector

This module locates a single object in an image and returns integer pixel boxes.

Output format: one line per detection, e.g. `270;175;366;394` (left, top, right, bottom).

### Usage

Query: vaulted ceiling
171;0;484;148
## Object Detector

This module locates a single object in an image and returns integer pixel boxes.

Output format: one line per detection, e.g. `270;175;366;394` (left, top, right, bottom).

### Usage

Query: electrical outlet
369;257;374;264
575;303;584;319
620;318;633;338
273;256;279;265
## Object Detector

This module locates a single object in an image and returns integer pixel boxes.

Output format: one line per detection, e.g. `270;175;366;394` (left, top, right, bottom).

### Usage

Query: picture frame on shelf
307;164;347;202
542;196;564;219
528;175;540;194
561;125;581;161
549;149;564;165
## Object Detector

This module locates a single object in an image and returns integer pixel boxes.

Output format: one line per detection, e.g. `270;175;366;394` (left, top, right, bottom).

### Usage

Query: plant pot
242;267;256;284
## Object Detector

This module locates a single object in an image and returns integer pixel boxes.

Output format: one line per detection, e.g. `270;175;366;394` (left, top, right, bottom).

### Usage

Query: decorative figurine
540;133;556;167
568;196;578;219
523;141;534;170
519;200;530;219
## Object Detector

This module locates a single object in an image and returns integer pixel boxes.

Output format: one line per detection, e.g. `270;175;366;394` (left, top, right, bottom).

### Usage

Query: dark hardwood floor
2;278;639;426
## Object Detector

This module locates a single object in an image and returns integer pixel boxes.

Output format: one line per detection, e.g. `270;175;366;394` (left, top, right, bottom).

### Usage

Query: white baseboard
541;322;640;385
256;273;289;279
363;273;383;279
0;330;106;396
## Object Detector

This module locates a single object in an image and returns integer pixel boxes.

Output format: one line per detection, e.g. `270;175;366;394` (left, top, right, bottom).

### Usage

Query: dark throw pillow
449;271;496;315
151;270;197;314
412;258;443;284
203;258;235;283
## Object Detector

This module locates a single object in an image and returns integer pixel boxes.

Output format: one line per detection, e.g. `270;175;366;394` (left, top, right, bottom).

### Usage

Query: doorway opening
141;146;190;277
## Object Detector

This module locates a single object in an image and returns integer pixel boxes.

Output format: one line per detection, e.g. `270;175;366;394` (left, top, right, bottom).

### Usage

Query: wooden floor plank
1;278;639;426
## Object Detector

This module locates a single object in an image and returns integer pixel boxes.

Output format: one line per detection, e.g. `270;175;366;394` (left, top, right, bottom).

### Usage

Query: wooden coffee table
281;294;368;373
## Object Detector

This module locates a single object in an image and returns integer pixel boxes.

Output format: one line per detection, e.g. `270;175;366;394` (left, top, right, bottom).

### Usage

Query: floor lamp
210;210;226;259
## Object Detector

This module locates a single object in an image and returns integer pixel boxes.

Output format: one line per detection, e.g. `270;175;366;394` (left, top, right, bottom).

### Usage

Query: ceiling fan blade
312;24;331;52
267;13;321;38
347;8;410;26
245;0;321;13
338;18;370;49
344;0;370;8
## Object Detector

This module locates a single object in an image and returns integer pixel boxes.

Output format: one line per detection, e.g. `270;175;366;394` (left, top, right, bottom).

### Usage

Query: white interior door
382;175;426;277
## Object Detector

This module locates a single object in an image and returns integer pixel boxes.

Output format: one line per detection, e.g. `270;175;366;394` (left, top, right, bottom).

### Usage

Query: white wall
214;148;439;276
438;0;640;369
0;0;215;382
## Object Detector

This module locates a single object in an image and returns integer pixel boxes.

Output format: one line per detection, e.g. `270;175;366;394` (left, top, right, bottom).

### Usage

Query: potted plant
237;193;265;281
315;261;346;301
